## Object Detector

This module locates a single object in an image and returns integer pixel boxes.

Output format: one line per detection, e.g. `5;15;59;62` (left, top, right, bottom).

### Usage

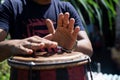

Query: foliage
0;60;10;80
62;0;119;35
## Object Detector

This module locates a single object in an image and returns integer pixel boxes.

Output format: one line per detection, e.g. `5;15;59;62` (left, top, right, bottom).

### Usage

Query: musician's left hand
44;12;80;50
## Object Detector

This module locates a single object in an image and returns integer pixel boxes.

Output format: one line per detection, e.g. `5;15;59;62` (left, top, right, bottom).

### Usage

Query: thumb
46;19;55;34
43;34;53;40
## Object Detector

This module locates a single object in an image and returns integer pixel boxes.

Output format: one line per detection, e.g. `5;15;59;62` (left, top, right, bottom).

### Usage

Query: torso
0;0;84;39
33;0;51;5
11;0;58;39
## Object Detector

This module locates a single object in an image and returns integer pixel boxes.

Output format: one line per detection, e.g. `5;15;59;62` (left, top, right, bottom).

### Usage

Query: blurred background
63;0;120;75
0;0;120;80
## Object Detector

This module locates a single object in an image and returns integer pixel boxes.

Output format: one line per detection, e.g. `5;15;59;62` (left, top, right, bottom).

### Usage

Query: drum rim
8;56;90;70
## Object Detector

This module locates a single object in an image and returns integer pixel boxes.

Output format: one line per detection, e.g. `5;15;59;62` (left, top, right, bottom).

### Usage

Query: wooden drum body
8;52;90;80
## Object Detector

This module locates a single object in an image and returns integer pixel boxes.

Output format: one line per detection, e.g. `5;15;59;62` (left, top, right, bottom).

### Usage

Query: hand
10;36;58;55
45;12;80;50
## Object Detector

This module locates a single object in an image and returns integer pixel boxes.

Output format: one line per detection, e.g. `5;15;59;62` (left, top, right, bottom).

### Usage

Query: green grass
0;60;10;80
0;35;11;80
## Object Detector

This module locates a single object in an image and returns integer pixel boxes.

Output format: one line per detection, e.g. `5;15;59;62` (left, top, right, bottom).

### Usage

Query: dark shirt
0;0;84;39
0;1;87;80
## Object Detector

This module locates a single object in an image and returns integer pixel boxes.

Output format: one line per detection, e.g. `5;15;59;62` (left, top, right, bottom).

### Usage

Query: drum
8;51;90;80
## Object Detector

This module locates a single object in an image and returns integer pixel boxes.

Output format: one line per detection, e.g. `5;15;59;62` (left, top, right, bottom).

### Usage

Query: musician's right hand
8;36;58;55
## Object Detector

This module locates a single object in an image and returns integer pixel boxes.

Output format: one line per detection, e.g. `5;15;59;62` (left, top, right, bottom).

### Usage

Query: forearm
0;36;59;62
0;40;13;62
75;39;93;57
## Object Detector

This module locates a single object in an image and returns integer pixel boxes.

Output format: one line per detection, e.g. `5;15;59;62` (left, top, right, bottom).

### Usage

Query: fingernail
28;50;33;54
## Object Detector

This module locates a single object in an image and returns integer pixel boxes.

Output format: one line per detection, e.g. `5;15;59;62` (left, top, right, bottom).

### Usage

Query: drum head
8;52;90;70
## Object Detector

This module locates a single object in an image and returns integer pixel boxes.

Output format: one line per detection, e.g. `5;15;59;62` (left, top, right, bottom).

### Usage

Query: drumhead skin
8;52;90;70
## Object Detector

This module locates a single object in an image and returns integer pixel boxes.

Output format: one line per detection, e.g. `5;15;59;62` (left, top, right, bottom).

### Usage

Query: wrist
71;40;78;51
57;40;78;53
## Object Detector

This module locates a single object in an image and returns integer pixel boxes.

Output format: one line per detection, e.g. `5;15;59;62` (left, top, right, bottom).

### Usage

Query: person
0;0;93;79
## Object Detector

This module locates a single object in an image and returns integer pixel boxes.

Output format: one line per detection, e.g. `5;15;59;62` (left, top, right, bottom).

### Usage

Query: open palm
45;12;80;50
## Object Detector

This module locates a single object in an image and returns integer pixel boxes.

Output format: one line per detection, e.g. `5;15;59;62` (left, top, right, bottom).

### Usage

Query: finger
63;12;70;28
47;48;53;53
68;18;75;32
44;41;58;48
43;34;53;40
57;13;64;27
73;26;80;37
19;44;33;54
28;42;45;50
26;36;43;43
49;42;58;48
27;36;58;49
46;19;55;34
27;36;50;44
